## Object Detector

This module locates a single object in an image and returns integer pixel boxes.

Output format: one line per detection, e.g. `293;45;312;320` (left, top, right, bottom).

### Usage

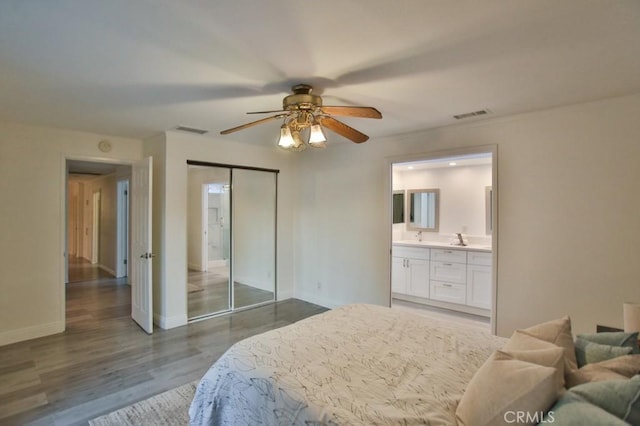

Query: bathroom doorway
389;146;497;332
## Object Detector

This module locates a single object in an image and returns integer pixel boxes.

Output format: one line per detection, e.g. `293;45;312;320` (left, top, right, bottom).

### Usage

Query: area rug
89;381;197;426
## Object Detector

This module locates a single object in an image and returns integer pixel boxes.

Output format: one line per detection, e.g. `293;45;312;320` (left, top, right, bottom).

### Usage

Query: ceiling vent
453;109;491;120
175;125;208;135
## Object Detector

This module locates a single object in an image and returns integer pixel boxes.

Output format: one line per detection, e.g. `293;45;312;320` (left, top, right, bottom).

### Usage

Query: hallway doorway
65;160;133;326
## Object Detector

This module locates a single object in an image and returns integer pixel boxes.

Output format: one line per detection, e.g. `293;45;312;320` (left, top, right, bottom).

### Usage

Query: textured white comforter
189;304;506;425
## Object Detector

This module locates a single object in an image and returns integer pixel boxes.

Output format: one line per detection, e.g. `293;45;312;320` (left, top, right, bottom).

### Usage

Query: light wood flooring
187;268;275;319
0;270;326;425
392;298;491;333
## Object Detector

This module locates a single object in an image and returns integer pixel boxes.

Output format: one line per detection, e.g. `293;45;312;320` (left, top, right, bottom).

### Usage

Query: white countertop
393;240;492;253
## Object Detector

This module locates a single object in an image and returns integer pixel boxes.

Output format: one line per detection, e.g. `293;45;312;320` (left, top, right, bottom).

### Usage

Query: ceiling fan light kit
221;84;382;151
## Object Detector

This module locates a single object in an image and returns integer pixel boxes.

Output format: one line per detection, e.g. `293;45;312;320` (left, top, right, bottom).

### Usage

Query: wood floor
0;268;327;425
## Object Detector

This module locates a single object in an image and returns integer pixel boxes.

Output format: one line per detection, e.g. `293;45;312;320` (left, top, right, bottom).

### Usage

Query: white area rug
89;381;197;426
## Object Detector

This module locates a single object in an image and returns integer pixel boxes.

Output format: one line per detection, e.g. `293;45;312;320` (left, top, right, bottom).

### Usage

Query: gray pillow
569;376;640;424
577;332;640;354
574;338;632;367
543;391;627;425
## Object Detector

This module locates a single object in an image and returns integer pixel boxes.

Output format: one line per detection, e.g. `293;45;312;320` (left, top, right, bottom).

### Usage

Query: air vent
175;125;208;135
453;109;491;120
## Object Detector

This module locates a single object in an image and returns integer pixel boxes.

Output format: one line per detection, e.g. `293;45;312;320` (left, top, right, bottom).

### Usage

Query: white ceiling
1;1;639;146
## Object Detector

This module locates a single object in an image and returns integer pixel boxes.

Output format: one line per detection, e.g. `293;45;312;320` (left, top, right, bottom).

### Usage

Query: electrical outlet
316;281;322;290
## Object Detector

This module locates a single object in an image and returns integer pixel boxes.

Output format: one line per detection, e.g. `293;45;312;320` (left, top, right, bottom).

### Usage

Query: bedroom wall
293;92;640;336
0;122;143;346
145;130;296;329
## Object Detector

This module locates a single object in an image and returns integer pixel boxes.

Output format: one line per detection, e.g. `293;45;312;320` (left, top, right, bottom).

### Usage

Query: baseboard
276;289;293;301
234;275;271;292
98;264;117;277
0;320;65;347
292;290;341;309
187;262;204;272
153;313;188;330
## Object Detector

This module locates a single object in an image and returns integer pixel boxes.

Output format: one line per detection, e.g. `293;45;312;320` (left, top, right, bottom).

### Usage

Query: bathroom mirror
392;190;405;224
406;188;439;232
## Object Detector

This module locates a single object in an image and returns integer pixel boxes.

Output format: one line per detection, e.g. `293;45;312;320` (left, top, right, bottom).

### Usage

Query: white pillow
456;347;564;426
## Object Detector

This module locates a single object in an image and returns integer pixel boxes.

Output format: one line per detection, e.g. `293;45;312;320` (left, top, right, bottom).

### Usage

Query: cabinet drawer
430;248;466;264
430;281;466;305
467;251;492;266
392;246;430;260
430;261;466;284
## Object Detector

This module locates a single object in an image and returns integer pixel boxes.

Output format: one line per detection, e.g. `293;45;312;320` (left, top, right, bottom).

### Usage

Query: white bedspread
189;304;506;425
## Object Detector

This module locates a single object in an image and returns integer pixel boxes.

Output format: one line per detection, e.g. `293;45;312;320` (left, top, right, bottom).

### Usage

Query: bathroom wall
393;163;492;244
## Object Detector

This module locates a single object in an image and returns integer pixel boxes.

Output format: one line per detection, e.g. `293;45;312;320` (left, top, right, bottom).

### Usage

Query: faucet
416;231;422;242
455;233;467;246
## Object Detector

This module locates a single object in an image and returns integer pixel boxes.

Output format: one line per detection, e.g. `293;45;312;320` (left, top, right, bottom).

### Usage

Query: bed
189;304;506;425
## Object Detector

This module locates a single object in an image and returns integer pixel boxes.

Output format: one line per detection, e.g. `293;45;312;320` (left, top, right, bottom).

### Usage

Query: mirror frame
485;186;493;235
406;188;440;232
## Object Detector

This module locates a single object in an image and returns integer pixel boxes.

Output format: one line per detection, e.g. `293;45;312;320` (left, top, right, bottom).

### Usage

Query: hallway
67;256;117;283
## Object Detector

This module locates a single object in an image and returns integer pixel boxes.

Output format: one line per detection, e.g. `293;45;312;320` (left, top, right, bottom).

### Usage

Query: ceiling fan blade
320;116;369;143
220;114;287;135
321;106;382;119
246;109;288;115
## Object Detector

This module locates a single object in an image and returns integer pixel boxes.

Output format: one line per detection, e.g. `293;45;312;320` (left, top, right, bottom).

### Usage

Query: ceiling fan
220;84;382;151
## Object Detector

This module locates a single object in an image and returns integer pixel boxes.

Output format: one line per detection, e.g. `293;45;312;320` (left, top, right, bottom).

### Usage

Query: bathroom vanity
392;241;492;317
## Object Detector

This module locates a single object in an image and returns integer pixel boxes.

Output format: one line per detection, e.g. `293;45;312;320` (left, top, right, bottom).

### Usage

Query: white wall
294;93;640;336
0;122;142;346
145;130;296;329
394;164;492;239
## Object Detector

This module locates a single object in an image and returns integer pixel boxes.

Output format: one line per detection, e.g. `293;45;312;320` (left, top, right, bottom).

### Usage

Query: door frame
201;183;208;272
386;144;499;334
91;189;101;264
59;154;140;328
116;179;130;278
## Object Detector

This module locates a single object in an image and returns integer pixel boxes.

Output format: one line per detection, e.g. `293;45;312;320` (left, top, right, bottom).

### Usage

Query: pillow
566;364;628;388
566;354;640;388
494;347;565;390
592;354;640;376
577;331;640;354
543;391;628;425
456;350;561;426
574;338;632;367
503;330;558;352
505;316;578;379
570;376;640;424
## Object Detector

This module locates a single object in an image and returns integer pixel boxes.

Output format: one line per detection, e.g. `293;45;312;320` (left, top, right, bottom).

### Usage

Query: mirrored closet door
186;162;277;321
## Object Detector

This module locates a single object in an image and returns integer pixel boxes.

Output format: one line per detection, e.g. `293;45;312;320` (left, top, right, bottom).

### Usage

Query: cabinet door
391;256;407;294
407;258;429;298
467;264;492;309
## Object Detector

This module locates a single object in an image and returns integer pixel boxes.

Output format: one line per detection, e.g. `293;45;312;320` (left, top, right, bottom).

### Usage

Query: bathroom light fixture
449;162;457;166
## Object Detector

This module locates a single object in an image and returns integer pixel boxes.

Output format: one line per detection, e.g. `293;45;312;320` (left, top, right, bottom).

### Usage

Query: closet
186;161;277;320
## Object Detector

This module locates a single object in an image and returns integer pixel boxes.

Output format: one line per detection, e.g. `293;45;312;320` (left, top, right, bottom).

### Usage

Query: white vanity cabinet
392;243;492;317
391;246;430;298
466;252;492;309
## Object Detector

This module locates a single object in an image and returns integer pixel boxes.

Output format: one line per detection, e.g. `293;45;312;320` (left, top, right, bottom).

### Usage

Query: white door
131;157;153;334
